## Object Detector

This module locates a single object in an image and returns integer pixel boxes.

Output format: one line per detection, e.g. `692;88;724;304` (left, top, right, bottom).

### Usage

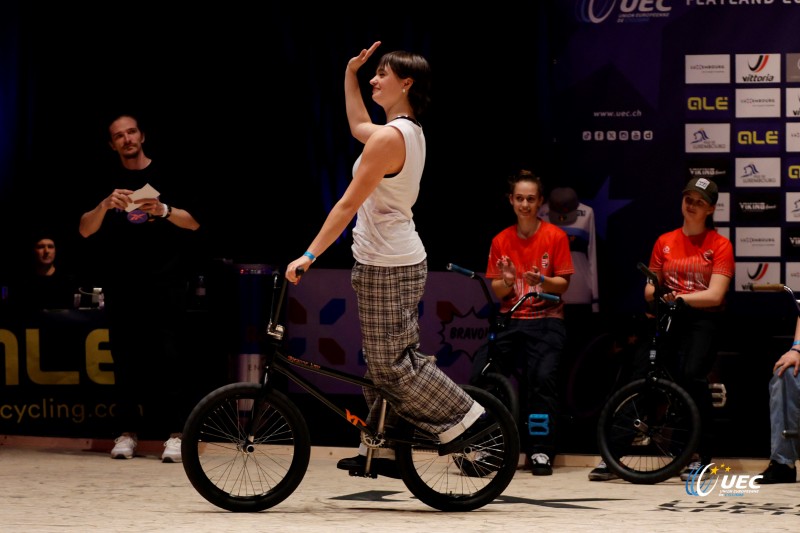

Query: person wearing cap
469;169;574;476
539;187;600;415
589;176;734;482
539;187;599;314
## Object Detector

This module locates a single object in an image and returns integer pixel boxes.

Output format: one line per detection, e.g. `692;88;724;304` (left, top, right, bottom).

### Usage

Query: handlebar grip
446;263;476;278
296;267;305;277
535;292;561;302
748;283;785;291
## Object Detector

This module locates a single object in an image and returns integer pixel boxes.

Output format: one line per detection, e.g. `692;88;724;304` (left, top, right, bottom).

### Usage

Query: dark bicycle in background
595;262;702;484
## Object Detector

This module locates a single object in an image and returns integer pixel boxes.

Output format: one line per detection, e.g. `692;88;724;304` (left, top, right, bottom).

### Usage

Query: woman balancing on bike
285;42;488;478
590;177;734;482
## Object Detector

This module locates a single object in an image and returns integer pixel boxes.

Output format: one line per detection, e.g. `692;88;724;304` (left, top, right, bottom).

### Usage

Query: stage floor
0;435;796;532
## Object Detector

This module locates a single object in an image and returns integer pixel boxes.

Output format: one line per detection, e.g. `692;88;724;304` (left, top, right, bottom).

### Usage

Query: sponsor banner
734;191;781;223
735;53;781;84
685;157;731;187
787;123;800;151
786;53;800;84
735;226;781;257
714;192;731;223
686;87;732;119
686;54;731;84
686;123;730;153
715;226;730;241
734;157;780;187
734;262;781;291
288;269;491;393
787;262;800;292
784;227;800;260
786;192;800;223
786;87;800;118
735;88;780;118
734;121;781;154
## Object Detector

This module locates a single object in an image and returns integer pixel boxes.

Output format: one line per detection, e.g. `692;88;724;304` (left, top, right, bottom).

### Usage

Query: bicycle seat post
364;398;389;474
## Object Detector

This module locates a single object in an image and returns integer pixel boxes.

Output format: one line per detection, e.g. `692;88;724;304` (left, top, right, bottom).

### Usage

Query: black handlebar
446;263;562;304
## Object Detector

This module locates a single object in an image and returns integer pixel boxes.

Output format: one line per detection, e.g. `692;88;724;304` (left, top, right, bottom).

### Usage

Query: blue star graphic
583;176;633;240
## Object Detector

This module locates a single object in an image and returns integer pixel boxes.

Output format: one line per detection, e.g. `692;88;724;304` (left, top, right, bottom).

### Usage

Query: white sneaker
161;436;182;463
111;434;137;459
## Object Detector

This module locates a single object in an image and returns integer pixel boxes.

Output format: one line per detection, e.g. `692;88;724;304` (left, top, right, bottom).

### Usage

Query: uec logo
684;463;763;497
578;0;671;24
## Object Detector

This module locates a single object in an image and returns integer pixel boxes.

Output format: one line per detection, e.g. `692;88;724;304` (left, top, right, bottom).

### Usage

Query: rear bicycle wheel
181;383;311;512
476;371;519;423
394;385;520;512
597;378;700;484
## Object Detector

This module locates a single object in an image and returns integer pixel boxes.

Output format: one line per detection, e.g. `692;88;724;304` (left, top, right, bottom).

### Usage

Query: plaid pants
351;260;474;434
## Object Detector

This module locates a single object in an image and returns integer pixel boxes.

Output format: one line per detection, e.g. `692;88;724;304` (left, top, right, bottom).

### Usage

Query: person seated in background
14;233;76;312
755;316;800;484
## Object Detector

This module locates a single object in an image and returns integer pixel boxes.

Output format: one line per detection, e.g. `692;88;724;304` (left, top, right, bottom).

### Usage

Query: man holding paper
79;113;201;463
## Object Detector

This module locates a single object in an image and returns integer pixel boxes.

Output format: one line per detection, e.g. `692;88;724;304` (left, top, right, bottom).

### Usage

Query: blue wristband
303;251;316;262
793;340;800;346
540;274;546;283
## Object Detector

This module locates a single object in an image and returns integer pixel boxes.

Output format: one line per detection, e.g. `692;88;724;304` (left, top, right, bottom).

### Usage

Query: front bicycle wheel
181;383;311;512
394;385;520;512
597;378;700;484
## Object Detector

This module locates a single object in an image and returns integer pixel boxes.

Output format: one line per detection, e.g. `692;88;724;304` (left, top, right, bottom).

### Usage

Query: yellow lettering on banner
26;329;79;385
0;329;20;385
86;329;114;385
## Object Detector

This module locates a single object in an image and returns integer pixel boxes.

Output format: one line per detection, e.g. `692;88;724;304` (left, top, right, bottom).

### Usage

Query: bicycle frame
446;262;560;376
259;270;389;445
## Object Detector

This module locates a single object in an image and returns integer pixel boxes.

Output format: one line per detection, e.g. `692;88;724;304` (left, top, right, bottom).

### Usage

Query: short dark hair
378;51;432;118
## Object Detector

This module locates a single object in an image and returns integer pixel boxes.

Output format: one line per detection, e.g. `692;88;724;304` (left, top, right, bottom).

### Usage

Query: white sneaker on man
161;435;182;463
110;434;137;459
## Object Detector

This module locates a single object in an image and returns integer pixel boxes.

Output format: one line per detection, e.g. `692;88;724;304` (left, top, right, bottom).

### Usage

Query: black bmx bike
596;262;701;484
446;263;561;435
180;269;520;512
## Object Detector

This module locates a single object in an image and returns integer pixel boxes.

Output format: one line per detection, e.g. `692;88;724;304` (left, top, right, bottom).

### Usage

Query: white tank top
351;117;427;266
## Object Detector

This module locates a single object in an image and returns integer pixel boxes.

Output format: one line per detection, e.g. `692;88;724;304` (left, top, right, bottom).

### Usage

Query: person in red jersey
470;169;574;476
590;177;734;482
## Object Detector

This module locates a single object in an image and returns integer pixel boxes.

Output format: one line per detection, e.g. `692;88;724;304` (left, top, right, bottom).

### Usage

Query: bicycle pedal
348;469;378;479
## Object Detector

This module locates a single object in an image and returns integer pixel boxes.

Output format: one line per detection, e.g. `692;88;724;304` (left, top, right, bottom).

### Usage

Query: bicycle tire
478;372;519;424
597;378;700;484
394;385;520;512
181;382;311;512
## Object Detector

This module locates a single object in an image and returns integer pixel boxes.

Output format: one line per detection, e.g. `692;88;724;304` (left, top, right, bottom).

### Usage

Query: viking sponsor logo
738;201;777;214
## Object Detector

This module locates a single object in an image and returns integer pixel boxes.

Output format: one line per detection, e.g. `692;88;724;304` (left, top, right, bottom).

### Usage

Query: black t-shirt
84;160;201;293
